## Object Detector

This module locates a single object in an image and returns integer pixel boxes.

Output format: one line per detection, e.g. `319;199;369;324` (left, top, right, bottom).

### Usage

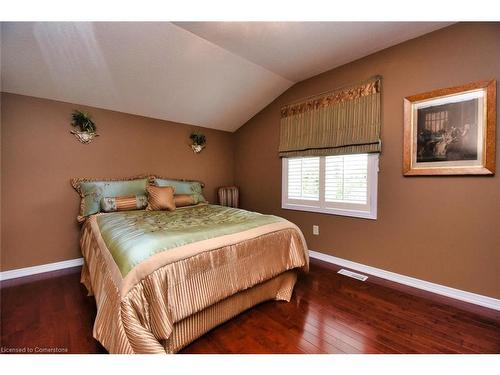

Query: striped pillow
100;195;148;213
146;185;176;211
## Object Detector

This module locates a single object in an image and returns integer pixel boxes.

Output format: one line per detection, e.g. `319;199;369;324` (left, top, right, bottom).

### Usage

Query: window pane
325;154;368;204
287;157;320;200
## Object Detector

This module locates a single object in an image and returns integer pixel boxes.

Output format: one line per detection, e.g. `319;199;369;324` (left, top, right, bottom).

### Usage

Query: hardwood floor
1;258;499;354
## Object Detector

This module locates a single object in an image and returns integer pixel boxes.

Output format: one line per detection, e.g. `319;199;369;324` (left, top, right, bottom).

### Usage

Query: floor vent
337;269;368;281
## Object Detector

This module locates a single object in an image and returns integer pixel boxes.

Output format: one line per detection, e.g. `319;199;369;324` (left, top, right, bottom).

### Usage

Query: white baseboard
0;258;84;282
309;250;500;311
2;252;499;311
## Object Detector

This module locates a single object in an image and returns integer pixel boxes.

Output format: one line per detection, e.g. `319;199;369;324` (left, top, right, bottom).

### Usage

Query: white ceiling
174;22;452;82
1;22;451;132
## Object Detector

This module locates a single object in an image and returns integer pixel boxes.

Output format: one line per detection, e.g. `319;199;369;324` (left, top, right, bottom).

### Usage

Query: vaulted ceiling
1;22;451;131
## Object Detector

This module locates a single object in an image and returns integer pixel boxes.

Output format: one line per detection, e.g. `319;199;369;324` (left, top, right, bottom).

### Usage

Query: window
282;153;379;219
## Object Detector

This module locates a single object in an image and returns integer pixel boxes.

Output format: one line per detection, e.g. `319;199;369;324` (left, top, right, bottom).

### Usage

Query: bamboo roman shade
279;76;382;157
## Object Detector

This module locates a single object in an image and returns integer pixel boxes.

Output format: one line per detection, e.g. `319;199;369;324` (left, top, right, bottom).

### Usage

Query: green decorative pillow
100;195;148;213
153;178;207;204
71;176;149;222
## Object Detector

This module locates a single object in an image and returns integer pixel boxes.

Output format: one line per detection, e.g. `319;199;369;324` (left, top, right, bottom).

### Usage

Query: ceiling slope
1;22;292;131
1;22;451;131
175;22;453;82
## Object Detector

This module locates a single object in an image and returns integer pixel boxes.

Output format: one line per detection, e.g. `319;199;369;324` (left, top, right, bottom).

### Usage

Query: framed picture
403;80;496;176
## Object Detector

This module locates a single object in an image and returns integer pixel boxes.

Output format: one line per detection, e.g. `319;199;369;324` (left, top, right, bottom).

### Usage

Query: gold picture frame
403;80;496;176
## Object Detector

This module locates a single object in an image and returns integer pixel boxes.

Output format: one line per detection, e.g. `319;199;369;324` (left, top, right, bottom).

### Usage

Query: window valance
279;76;382;157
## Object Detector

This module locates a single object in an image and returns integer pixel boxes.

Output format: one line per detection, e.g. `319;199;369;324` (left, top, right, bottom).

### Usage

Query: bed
79;203;309;354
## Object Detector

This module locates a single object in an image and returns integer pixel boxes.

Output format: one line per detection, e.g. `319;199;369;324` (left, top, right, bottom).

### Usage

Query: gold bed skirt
164;270;297;353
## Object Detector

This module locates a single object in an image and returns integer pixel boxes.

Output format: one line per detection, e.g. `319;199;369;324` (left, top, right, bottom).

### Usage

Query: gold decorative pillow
146;185;176;211
174;194;198;208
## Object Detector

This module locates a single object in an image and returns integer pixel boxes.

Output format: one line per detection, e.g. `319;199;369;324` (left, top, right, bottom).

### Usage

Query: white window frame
282;153;379;220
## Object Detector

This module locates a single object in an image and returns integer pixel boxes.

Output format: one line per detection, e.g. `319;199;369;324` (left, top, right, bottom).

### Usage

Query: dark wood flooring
1;258;499;354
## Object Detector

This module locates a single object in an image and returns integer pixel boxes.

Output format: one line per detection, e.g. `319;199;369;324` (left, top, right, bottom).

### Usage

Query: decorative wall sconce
70;110;99;144
190;132;206;153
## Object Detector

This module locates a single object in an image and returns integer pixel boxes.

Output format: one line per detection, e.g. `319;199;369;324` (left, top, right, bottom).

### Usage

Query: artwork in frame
403;80;496;176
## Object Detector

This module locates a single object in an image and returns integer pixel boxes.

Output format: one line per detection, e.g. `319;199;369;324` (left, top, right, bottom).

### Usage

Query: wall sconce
190;132;206;153
70;109;99;144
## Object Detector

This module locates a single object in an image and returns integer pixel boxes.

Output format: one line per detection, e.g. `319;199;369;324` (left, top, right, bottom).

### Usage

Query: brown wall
234;23;500;299
0;93;234;271
2;23;499;299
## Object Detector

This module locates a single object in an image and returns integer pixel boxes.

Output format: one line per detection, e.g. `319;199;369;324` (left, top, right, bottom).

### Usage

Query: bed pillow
146;185;176;211
100;195;148;213
174;194;202;208
153;177;207;205
71;176;149;222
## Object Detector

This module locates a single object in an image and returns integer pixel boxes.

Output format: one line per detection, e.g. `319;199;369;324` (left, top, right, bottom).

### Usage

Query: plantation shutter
279;76;382;157
325;154;368;204
287;157;320;201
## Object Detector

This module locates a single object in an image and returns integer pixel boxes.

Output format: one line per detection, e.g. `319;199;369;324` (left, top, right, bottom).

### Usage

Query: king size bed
73;175;309;354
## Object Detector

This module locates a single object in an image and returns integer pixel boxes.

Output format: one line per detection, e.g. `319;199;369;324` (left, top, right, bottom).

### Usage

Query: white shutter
287;157;320;201
325;154;368;204
282;153;378;219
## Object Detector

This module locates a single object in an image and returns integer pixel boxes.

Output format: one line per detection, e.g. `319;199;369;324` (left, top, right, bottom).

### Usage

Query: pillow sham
71;176;149;222
153;177;207;204
146;185;176;211
100;195;148;213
